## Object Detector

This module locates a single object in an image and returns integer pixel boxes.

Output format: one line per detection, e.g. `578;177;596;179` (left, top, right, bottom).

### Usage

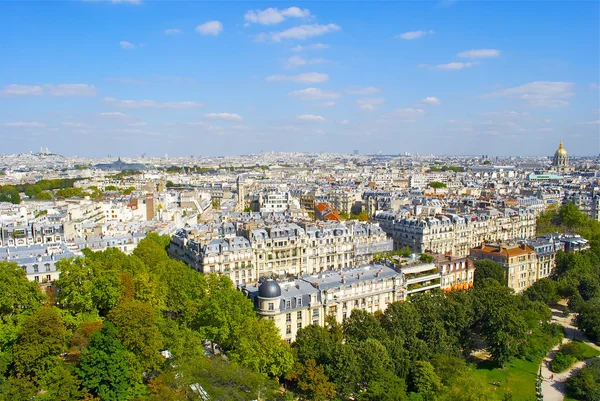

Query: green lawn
471;358;539;401
573;341;600;360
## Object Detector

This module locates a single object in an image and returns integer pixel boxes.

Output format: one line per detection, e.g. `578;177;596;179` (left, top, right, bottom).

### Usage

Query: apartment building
169;221;393;283
241;264;402;342
470;243;537;293
435;254;475;293
374;207;536;258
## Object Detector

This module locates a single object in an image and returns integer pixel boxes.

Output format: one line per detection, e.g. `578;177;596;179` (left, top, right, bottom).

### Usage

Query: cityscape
0;2;599;401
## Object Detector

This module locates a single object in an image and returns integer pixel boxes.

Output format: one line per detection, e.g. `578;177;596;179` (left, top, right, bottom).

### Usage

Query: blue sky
0;0;598;157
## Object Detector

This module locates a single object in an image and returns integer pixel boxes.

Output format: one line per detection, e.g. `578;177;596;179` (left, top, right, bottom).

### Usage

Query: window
297;322;302;329
286;313;291;322
297;297;302;307
286;325;292;335
312;308;320;317
286;299;291;309
268;302;274;311
33;264;39;273
313;320;318;325
297;311;302;320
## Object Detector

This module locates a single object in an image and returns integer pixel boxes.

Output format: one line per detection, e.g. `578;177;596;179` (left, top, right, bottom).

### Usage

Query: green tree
12;307;70;381
228;318;294;378
523;278;559;305
108;300;164;370
410;361;441;399
78;322;139;401
343;309;386;342
293;324;336;366
566;358;600;401
427;182;447;189
474;260;505;286
54;258;95;316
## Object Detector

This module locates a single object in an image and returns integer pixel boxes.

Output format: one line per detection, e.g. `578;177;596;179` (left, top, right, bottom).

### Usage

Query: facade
241;264;403;342
169;221;393;284
435;254;475;293
470;243;537;293
374;207;537;258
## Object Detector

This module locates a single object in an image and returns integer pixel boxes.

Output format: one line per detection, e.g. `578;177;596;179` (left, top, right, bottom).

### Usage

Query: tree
0;261;45;319
54;258;96;316
12;307;70;381
108;300;164;371
37;363;84;401
427;182;447;189
228;318;294;378
286;360;336;401
566;358;600;401
474;260;505;286
293;324;336;366
343;309;386;342
410;361;441;399
523;278;559;305
78;322;139;401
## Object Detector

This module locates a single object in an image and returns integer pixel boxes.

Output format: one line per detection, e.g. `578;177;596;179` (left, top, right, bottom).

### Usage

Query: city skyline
1;1;599;157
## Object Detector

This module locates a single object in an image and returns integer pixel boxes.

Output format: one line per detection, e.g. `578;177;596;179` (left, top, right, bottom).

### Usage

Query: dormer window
297;297;302;307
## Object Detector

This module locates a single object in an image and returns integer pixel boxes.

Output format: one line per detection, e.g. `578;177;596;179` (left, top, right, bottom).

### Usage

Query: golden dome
555;141;567;156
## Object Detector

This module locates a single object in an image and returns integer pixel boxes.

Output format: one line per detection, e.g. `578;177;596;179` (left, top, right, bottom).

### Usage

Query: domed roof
555;141;567;156
258;279;281;298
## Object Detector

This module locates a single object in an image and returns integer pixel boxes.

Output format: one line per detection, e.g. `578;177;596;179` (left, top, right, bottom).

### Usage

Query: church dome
258;279;281;298
555;141;567;157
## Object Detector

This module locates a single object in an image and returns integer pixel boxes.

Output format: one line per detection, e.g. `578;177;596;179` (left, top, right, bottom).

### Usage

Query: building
374;207;537;258
470;243;537;293
95;157;148;171
434;254;475;293
169;221;393;282
241;264;403;342
552;141;570;173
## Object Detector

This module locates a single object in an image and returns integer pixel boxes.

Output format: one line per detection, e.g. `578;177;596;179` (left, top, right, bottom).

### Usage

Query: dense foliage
0;233;291;400
287;284;560;400
567;358;600;401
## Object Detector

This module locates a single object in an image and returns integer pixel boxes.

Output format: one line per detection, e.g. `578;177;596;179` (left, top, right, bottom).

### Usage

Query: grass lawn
573;341;600;360
471;358;539;401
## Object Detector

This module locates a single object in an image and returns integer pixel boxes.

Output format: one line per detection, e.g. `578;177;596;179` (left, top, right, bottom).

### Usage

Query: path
539;306;600;401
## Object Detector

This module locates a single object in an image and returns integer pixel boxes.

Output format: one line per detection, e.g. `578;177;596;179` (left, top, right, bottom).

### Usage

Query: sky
0;0;599;158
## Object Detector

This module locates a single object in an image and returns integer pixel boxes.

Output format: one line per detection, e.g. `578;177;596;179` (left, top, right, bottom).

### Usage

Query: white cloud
485;81;574;108
266;24;341;42
244;7;310;25
120;41;136;49
204;112;243;121
297;114;325;122
284;55;328;69
164;28;183;35
45;84;97;96
345;86;380;95
196;21;223;36
62;122;89;128
591;83;600;90
291;43;329;52
396;30;434;40
1;84;96;96
320;101;336;107
420;96;440;105
577;120;600;125
99;112;129;118
288;87;341;100
337;120;349;124
232;125;250;130
0;84;43;96
356;98;385;110
267;72;329;84
3;121;46;128
128;121;148;126
103;97;204;108
458;49;500;59
436;62;476;70
391;108;425;118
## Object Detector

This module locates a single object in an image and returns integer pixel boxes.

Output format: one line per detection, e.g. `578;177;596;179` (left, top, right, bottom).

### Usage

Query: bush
551;352;577;373
566;358;600;401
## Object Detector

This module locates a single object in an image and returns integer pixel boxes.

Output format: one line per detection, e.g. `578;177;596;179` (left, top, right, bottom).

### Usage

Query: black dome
259;279;281;298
